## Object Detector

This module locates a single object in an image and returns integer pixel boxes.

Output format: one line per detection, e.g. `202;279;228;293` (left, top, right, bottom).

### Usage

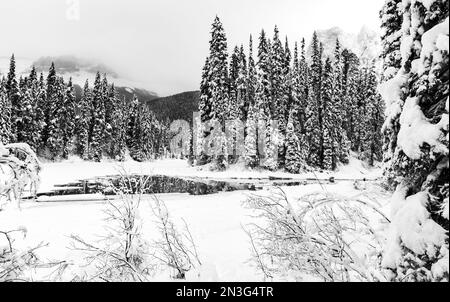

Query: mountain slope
145;91;200;123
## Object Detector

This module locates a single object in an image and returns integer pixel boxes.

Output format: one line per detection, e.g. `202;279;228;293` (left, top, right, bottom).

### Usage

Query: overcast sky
0;0;385;96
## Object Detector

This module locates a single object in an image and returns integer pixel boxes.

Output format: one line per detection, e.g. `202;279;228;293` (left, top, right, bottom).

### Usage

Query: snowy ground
0;157;389;281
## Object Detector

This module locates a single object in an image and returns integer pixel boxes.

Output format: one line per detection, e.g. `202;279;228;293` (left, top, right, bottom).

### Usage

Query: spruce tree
41;62;58;155
75;80;91;158
361;65;384;166
247;35;257;113
321;58;339;170
208;16;229;124
127;96;141;160
45;76;65;159
332;39;350;164
269;26;288;167
256;29;272;120
244;102;259;168
16;67;43;151
304;88;321;167
298;38;309;133
5;54;20;142
0;79;12;144
109;86;127;160
379;0;403;82
228;46;240;120
285;110;304;173
342;49;360;145
237;45;248;122
89;72;106;161
198;57;212;163
380;0;449;282
59;78;76;159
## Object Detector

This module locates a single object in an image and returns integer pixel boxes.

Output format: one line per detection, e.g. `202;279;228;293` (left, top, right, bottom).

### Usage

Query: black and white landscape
0;0;448;282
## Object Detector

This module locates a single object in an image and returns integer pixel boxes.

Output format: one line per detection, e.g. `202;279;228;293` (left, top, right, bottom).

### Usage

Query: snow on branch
244;188;389;281
0;142;41;209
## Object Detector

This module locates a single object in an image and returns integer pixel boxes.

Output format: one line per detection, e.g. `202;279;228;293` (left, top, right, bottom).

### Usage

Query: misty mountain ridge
307;26;381;63
0;55;159;101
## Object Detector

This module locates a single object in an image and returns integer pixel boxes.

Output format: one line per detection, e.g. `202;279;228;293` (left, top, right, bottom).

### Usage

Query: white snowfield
0;157;388;281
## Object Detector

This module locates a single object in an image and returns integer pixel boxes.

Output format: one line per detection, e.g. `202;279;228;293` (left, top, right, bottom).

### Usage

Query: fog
0;0;384;96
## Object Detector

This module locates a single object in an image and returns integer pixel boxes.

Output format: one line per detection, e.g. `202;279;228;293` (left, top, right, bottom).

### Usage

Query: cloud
0;0;384;96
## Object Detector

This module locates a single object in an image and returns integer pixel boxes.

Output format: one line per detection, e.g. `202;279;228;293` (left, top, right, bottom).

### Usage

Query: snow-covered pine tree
227;46;242;163
342;49;361;146
16;67;43;151
361;64;384;166
284;36;293;118
237;45;248;122
243;36;259;168
17;75;32;145
59;78;76;159
199;57;212;123
45;76;66;159
331;39;350;165
103;79;116;157
89;72;106;161
138;106;155;161
269;26;288;168
5;54;20;142
255;30;276;169
256;29;272;121
305;88;321;167
380;0;403;82
305;32;323;167
285;109;305;173
310;33;323;102
208;16;229;124
321;58;339;170
247;35;257;114
290;42;303;133
127;95;141;161
74;80;91;158
297;38;309;133
40;62;58;156
244;102;259;168
229;45;240;119
0;79;12;144
109;87;127;161
197;16;229;166
379;0;449;282
31;71;45;152
380;0;407;179
197;57;212;164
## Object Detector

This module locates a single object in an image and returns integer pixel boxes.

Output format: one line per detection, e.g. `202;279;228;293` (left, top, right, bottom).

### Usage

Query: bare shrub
0;228;67;282
150;196;201;279
70;170;202;281
244;187;389;282
70;173;154;282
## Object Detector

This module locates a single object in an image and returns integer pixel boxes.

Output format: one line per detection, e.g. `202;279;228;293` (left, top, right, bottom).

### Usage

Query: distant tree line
0;55;170;162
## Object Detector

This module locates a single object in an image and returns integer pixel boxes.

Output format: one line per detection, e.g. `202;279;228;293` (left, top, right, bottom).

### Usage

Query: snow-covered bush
244;188;389;281
0;142;41;209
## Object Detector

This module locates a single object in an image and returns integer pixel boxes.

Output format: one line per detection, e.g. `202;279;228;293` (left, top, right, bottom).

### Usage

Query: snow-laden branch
0;142;41;209
244;187;389;282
